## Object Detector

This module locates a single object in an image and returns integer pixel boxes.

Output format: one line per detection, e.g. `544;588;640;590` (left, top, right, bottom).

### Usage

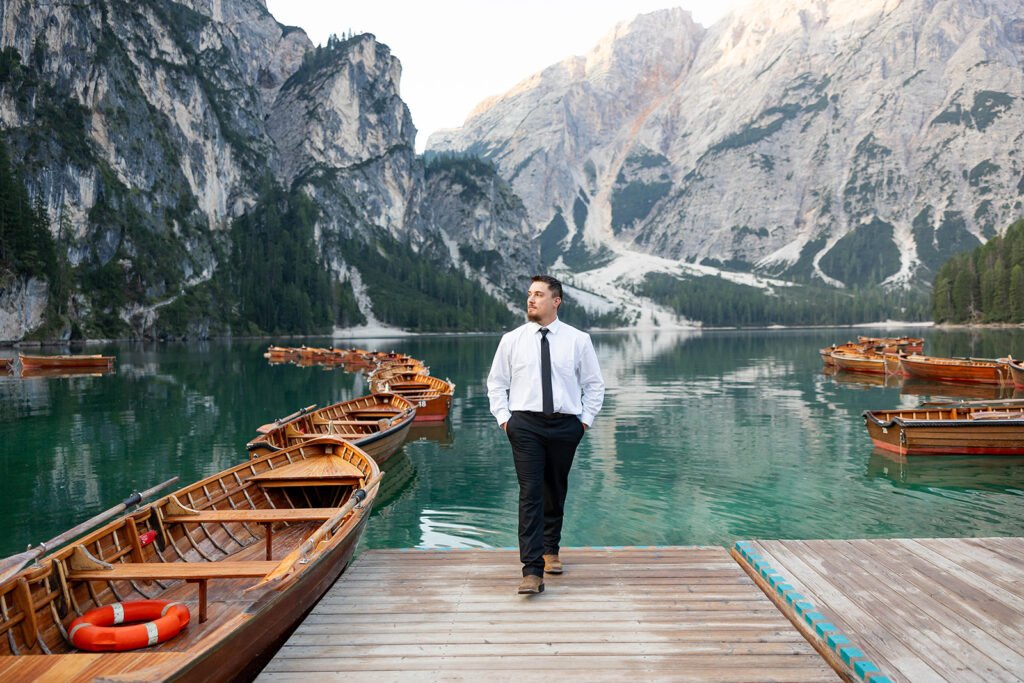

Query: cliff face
428;0;1024;296
0;0;536;339
420;157;537;301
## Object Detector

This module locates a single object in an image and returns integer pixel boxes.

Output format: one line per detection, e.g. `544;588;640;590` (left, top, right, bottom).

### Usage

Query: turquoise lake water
2;327;1024;559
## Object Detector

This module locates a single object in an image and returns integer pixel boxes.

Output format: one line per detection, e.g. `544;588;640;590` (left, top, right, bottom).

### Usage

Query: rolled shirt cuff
495;410;512;426
580;413;594;427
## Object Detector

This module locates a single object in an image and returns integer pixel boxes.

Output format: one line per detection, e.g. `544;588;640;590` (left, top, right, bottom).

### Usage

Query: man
487;275;605;594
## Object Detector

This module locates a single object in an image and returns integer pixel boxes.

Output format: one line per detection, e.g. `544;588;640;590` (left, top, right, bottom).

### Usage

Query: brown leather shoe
543;554;563;574
517;574;544;594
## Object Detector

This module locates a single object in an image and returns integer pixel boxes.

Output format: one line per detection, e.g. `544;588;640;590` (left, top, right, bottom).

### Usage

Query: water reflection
820;364;1021;401
830;369;901;389
375;449;417;508
867;449;1024;494
405;421;455;447
900;378;1018;402
20;366;115;379
416;508;502;549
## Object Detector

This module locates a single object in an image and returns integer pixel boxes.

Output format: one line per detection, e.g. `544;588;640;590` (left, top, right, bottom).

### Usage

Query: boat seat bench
968;411;1024;419
69;561;280;623
163;508;336;562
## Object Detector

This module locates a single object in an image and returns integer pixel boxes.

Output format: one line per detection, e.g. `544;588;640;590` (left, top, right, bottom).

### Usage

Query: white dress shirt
487;318;605;427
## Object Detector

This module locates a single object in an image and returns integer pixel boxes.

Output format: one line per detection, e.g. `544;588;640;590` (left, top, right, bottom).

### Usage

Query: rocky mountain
428;0;1024;317
0;0;537;340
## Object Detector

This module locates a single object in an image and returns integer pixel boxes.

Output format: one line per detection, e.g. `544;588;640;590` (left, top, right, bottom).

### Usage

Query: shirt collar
530;318;561;334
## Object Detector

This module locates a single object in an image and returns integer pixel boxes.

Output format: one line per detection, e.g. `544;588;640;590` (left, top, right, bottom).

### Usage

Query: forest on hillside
639;274;929;327
931;218;1024;323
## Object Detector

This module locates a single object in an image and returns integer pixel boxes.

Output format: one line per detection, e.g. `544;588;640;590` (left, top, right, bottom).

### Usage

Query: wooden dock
259;546;838;681
734;537;1024;682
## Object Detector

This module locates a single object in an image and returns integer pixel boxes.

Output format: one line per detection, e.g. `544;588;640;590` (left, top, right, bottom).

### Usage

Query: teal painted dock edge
734;541;892;683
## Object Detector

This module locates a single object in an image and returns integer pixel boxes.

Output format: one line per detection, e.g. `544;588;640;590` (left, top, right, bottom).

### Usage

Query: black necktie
540;328;553;416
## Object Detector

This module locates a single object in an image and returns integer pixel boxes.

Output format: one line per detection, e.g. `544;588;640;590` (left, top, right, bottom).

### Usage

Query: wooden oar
0;477;179;584
256;404;317;434
919;398;1024;407
245;471;384;592
939;355;1008;363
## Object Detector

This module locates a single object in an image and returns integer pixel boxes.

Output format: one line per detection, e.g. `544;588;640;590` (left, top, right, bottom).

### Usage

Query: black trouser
506;411;586;577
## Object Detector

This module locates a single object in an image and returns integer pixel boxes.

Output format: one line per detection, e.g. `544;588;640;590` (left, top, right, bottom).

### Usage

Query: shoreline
6;320;1024;347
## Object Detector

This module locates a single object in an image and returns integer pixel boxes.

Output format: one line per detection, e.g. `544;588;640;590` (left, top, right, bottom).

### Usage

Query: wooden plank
259;670;835;683
753;540;943;682
283;628;809;646
260;672;830;683
273;642;817;658
309;600;782;614
69;560;277;581
163;508;337;523
299;614;798;628
262;654;836;675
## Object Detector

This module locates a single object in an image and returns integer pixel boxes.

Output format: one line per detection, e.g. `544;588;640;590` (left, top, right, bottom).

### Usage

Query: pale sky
264;1;732;152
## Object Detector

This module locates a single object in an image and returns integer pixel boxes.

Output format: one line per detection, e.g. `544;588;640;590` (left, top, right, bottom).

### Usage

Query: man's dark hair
531;274;563;300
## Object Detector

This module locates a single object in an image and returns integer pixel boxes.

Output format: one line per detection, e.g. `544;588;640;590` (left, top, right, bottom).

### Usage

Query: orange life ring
69;600;191;652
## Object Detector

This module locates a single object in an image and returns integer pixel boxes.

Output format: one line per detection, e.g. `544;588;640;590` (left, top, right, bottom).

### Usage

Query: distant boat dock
259;538;1024;681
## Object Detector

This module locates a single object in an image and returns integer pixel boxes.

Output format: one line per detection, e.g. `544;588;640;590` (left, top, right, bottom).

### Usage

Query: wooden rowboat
1004;357;1024;389
820;342;868;366
19;354;114;369
365;351;417;366
830;348;888;374
247;393;416;462
373;361;428;376
857;335;924;353
263;346;300;360
900;354;1010;384
369;372;454;422
0;438;380;681
297;346;333;362
863;404;1024;455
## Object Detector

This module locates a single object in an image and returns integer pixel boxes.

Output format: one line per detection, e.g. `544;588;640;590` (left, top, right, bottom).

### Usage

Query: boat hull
1006;359;1024;389
353;419;414;463
409;394;452;422
831;352;886;374
864;410;1024;456
900;355;1009;384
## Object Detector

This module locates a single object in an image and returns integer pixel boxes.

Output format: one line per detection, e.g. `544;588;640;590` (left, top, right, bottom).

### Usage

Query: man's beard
527;310;541;322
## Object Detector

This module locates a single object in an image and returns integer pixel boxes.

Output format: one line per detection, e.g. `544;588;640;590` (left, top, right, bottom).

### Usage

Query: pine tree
1011;264;1024;322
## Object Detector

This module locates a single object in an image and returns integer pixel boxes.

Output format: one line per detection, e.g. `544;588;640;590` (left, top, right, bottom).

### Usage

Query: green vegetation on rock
818;218;901;287
225;182;341;335
337;232;517;332
610;180;671;233
0;138;72;338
